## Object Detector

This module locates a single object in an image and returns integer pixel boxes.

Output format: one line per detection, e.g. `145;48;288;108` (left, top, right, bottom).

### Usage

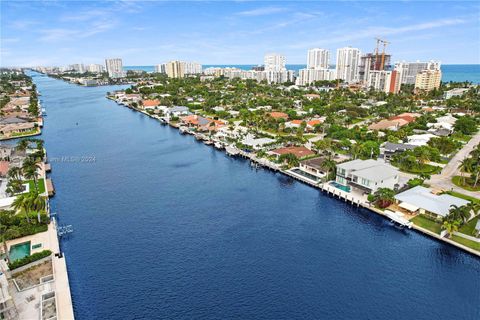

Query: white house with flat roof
394;186;469;220
241;134;275;150
336;159;399;193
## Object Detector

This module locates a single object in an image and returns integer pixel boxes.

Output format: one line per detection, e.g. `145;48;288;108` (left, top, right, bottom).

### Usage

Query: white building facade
105;58;125;78
336;47;361;84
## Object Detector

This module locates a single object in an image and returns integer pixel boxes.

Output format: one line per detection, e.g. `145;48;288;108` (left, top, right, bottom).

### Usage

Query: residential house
407;133;436;146
241;134;275;150
285;120;303;129
268;112;289;120
299;157;327;179
336;159;399;193
394;186;469;220
0;123;36;137
269;146;315;159
380;142;416;161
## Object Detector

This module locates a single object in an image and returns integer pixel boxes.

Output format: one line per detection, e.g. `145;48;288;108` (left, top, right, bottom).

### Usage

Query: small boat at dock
225;145;240;156
384;210;413;228
204;140;213;145
179;126;189;134
214;142;224;149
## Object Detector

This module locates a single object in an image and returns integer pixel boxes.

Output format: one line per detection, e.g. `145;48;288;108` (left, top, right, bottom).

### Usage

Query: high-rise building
394;61;441;85
105;58;125;78
166;60;185;78
155;64;166;74
296;68;336;86
359;53;392;82
307;48;330;69
87;64;104;73
263;53;288;84
415;69;442;92
335;47;361;84
366;70;401;94
71;64;86;73
264;53;286;72
184;61;202;75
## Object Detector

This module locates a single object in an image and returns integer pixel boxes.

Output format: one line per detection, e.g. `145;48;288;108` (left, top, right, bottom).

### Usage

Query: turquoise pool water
9;242;31;261
330;181;351;192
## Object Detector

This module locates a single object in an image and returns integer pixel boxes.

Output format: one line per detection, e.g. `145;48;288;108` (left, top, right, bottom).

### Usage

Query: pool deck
6;222;75;319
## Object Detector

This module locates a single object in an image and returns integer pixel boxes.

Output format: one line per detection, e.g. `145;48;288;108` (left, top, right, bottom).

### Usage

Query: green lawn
459;216;479;236
444;191;480;204
398;164;441;175
451;235;480;251
452;176;480;192
411;215;442;234
26;179;46;194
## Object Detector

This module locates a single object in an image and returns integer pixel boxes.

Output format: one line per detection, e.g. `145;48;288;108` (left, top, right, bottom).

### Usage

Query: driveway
428;130;480;197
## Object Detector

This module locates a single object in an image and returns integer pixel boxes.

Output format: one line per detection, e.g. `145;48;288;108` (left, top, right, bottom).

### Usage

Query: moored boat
225;145;240;156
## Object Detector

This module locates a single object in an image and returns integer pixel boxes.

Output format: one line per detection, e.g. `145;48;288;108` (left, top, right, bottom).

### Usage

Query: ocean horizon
124;64;480;84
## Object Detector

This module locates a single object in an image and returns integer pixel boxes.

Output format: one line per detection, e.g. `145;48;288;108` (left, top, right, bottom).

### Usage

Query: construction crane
374;37;390;70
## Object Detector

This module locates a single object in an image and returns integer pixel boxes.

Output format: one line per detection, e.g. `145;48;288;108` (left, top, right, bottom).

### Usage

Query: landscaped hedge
8;250;52;270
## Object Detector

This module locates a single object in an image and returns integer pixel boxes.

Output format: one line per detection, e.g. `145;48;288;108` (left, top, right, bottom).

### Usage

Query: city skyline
1;1;479;67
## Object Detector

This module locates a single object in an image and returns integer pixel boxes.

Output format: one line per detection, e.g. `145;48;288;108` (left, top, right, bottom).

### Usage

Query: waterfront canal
29;71;480;320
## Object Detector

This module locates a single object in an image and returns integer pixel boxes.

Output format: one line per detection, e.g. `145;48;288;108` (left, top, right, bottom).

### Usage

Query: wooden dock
46;178;55;197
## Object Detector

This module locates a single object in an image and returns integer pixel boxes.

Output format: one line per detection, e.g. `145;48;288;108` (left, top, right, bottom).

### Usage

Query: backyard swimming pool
330;181;351;192
9;242;31;262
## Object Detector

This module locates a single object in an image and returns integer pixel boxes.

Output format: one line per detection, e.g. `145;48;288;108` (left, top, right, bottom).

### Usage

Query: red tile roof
0;161;9;176
269;112;289;119
142;99;160;107
271;146;315;158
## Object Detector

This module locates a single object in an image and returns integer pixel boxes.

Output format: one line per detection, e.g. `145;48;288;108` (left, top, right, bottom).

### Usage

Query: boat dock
46;178;55;196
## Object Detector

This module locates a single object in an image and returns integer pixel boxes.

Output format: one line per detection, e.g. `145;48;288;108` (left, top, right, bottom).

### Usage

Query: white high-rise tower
335;47;361;84
307;48;330;69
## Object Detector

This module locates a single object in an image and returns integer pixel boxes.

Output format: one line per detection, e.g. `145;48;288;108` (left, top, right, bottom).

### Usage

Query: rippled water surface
29;71;480;320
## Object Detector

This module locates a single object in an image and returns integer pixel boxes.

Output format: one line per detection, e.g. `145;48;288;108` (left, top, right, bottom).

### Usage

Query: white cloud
237;6;287;17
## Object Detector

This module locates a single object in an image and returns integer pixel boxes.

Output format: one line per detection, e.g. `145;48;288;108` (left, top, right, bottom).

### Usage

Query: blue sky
1;1;479;67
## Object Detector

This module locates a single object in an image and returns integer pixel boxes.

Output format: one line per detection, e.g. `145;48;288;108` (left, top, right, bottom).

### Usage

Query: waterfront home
141;99;160;109
299;157;327;179
0;116;30;126
406;133;436;146
166;106;190;118
336;159;399;194
394;186;469;220
241;134;275;150
380;142;416;162
0;123;36;137
269;146;315;160
268;112;289;120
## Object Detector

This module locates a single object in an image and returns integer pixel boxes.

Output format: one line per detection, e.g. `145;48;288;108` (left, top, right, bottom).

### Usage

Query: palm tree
7;167;22;181
459;157;474;186
321;157;337;181
448;205;471;224
12;193;33;224
22;159;41;192
16;139;30;152
441;219;460;238
373;188;396;208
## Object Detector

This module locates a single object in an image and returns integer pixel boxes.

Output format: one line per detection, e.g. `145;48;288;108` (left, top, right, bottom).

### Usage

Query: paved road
428;130;480;197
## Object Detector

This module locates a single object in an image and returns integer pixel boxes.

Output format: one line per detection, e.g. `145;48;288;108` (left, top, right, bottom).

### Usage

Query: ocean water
28;71;480;320
124;64;480;83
